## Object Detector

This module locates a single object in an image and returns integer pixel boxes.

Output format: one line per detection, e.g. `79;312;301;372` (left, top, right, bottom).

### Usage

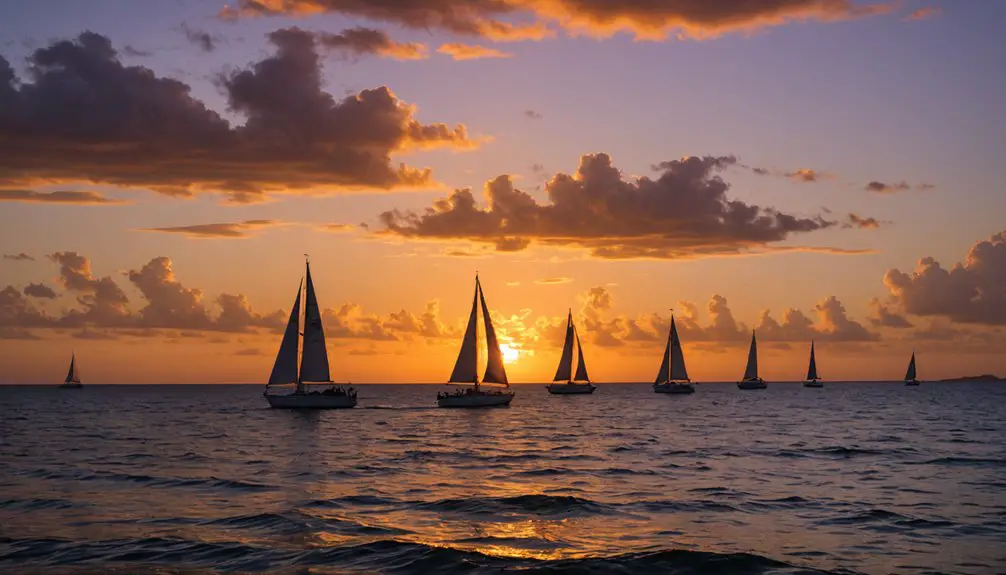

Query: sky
1;0;1004;384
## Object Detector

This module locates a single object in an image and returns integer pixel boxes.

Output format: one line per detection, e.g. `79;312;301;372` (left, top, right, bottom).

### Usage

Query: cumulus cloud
0;31;477;202
379;153;837;260
23;282;57;299
754;296;878;341
883;231;1006;325
437;43;513;60
869;298;913;328
317;27;428;60
220;0;893;41
0;189;125;204
139;219;286;239
3;253;33;261
844;213;884;229
0;285;53;328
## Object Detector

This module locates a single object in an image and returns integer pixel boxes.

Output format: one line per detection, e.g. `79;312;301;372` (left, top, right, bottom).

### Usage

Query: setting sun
500;344;520;364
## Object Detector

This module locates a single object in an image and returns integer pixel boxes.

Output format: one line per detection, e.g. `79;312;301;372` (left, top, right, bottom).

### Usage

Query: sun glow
500;344;520;364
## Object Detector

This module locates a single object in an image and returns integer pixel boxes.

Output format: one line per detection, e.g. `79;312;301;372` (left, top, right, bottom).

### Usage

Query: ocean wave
0;498;77;511
913;457;1006;467
415;494;612;516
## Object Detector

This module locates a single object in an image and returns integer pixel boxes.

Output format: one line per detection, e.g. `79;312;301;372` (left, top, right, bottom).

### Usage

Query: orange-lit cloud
379;153;839;259
437;43;513;60
0;189;126;204
220;0;894;41
316;26;429;60
784;168;835;183
139;220;287;239
0;31;477;202
904;7;940;21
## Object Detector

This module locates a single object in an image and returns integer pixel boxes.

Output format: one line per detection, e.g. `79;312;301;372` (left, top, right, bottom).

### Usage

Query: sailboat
803;340;823;388
263;258;357;409
546;310;596;395
904;351;920;386
437;274;515;408
737;331;767;390
653;314;695;394
59;353;82;389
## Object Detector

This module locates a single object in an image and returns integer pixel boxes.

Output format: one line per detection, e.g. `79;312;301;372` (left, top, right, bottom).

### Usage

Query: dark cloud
122;45;153;57
0;189;125;204
139;219;285;239
437;43;513;60
844;213;884;229
0;31;477;202
379;153;837;260
883;231;1006;325
220;0;892;40
864;180;933;193
317;27;428;60
869;298;913;328
3;253;33;261
525;110;543;120
181;23;221;52
23;282;57;299
0;285;53;328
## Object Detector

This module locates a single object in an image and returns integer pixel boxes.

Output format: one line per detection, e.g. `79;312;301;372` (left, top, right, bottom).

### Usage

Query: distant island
939;374;1004;382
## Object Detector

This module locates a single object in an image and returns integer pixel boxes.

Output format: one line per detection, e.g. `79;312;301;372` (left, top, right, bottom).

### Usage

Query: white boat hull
265;392;357;409
59;383;83;389
803;380;823;388
737;380;767;390
437;391;514;408
653;383;695;394
546;382;596;394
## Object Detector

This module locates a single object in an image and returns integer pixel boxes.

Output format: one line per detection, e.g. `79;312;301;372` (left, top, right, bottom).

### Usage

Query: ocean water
1;382;1004;575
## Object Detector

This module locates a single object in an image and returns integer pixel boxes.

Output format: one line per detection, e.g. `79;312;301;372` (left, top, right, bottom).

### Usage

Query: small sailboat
904;351;920;386
546;310;596;395
653;314;695;394
737;331;767;390
437;274;515;408
803;341;823;388
264;257;357;409
60;353;82;389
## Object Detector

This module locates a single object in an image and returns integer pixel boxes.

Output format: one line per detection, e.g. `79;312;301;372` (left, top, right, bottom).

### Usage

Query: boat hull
437;391;514;408
59;383;83;389
265;392;357;409
653;383;695;394
737;380;767;390
904;380;920;386
546;383;596;394
803;381;823;388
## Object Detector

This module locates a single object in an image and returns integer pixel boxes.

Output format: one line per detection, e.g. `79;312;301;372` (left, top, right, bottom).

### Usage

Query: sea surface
1;382;1004;575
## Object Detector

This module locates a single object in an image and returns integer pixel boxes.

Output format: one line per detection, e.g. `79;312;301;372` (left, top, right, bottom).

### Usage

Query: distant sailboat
546;310;596;395
737;331;767;390
803;341;823;388
437;274;515;408
904;351;920;386
653;315;695;394
263;257;357;409
60;353;82;389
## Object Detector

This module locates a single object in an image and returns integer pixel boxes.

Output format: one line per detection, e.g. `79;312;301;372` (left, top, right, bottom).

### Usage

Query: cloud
534;277;572;285
869;298;913;328
322;299;456;341
319;223;356;233
844;213;884;229
220;0;893;41
317;27;428;60
181;23;220;52
3;253;33;261
864;181;933;193
905;7;940;21
754;295;878;341
437;43;513;60
784;169;834;183
74;328;119;340
378;153;837;260
0;327;42;340
23;282;57;299
122;45;152;57
0;31;477;202
0;190;125;204
525;110;543;120
883;231;1006;325
0;285;54;328
139;219;286;239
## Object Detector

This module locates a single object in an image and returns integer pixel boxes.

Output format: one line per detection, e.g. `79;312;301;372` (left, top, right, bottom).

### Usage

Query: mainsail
268;279;302;386
573;326;590;382
904;352;917;381
656;315;689;383
742;331;759;381
299;261;332;385
806;341;819;381
479;279;508;385
65;353;80;384
553;311;575;382
449;278;480;383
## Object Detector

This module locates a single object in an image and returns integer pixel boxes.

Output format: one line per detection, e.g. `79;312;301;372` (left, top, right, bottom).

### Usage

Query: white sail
905;352;917;381
742;331;759;381
479;278;509;386
449;278;480;383
573;324;590;382
268;279;302;386
806;341;819;381
298;261;331;384
65;353;80;384
668;316;689;382
553;311;575;382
